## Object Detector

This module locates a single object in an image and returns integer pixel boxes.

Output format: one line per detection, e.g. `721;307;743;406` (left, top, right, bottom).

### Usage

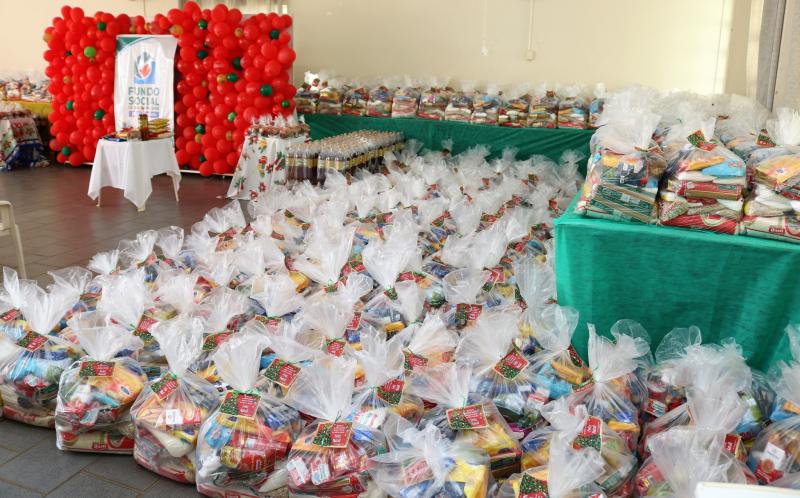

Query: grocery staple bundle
658;108;747;234
367;80;394;118
741;108;800;243
716;95;770;161
471;84;502;125
557;84;589;129
417;78;450;121
499;84;531;128
317;76;345;115
528;83;559;128
342;82;369;117
295;73;321;115
391;77;420;119
445;82;476;123
589;83;607;129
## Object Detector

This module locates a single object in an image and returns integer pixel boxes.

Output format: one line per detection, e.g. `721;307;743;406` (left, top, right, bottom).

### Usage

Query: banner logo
134;52;156;84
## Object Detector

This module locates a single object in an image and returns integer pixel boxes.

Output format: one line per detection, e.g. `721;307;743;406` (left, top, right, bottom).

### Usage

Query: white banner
114;35;178;132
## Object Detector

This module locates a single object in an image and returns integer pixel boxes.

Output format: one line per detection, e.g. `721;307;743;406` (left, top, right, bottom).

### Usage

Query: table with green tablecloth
302;114;594;171
554;195;800;370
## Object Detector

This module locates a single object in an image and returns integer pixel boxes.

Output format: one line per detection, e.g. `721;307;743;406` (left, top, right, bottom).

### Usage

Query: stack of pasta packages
0;140;593;498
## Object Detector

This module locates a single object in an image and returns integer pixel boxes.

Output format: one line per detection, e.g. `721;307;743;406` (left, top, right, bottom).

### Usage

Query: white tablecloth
88;138;181;210
227;133;307;200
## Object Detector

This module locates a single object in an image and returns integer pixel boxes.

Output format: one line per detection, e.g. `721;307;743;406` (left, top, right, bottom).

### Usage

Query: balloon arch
43;2;296;175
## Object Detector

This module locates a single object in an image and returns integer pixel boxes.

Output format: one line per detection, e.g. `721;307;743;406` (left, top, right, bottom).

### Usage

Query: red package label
486;267;506;284
756;129;776;147
494;348;530;380
398;271;426;283
16;330;47;352
325;338;346;357
455;303;483;321
284;256;296;271
134;315;158;342
402;458;433;485
724;433;746;461
254;315;282;327
687;129;716;150
219;391;260;419
150;372;179;400
346;312;361;331
446;404;488;430
313;421;352;448
0;309;19;322
519;471;549;498
566;344;586;368
376;378;405;406
202;332;232;351
573;416;602;451
79;361;116;378
403;349;428;372
264;358;301;390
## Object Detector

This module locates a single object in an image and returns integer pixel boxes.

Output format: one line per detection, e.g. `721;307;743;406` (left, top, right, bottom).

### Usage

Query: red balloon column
43;2;296;176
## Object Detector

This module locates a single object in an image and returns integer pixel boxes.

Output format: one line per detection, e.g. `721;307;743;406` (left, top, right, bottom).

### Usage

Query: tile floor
0;165;237;497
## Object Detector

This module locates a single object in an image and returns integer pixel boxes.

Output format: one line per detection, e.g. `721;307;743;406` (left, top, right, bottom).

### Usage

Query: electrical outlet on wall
481;43;489;56
526;49;536;61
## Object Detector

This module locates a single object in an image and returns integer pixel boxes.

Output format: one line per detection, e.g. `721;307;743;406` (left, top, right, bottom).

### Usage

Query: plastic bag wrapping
392;76;420;119
367;80;394;118
369;416;491;498
195;252;240;299
196;330;303;497
299;292;354;358
658;109;746;234
407;362;522;478
500;84;531;128
317;75;344;115
557;84;588;129
0;296;82;426
131;315;219;482
250;273;305;324
457;310;542;434
255;320;324;400
576;103;665;223
393;315;457;376
520;399;636;497
342;82;369;117
636;427;755;497
441;268;491;330
229;237;283;293
350;330;424;430
153;270;197;317
525;306;591;409
293;224;356;290
0;267;28;337
528;83;558;128
47;266;92;323
445;82;476;123
118;230;158;271
55;311;147;453
502;432;606;498
155;226;185;270
201;201;247;252
588;83;606;129
715;95;770;160
184;224;219;269
418;78;450;121
568;325;651;452
471;84;502;125
284;356;387;496
296;72;321;114
741;107;800;243
513;257;556;340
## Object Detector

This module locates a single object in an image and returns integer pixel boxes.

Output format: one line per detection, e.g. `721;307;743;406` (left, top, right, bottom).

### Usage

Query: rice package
131;316;220;483
55;311;147;453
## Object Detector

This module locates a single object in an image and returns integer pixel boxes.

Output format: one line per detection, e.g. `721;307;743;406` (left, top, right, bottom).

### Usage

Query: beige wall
1;0;754;96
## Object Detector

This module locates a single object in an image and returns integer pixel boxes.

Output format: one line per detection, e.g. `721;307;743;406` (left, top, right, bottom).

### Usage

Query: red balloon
222;35;237;50
243;68;259;82
263;60;282;78
182;94;196;107
277;47;295;65
213;159;227;174
186;141;200;155
285;84;297;98
216;139;232;154
176;150;189;164
99;37;114;52
205;147;220;161
69;154;83;166
278;32;292;45
255;96;270;109
243;106;257;122
49;138;60;151
182;127;195;140
176;114;189;128
245;82;260;96
199;163;214;176
201;134;215;148
224;93;237;107
226;151;239;166
71;7;85;23
280;14;292;28
227;9;243;25
260;43;277;59
211;125;225;139
211;4;228;22
192;86;207;100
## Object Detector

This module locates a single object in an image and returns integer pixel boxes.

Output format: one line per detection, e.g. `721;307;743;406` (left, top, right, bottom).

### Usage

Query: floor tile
0;445;18;465
0;438;96;493
83;454;159;491
139;477;203;497
0;479;40;497
46;472;137;498
0;420;53;452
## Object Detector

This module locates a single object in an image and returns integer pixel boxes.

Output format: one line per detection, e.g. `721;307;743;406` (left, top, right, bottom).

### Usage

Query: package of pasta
456;310;543;435
317;76;344;115
526;305;591;408
284;356;387;496
500;432;605;498
521;399;636;497
636;427;756;497
576;103;665;223
589;83;606;129
350;329;424;430
55;311;147;453
367;81;394;118
445;82;476;123
471;84;502;125
370;415;491;498
131;316;220;482
391;77;420;118
557;84;589;129
418;78;450;121
499;84;531;128
342;83;369;117
528;83;559;128
567;324;651;452
407;361;522;478
0;281;82;426
196;330;303;497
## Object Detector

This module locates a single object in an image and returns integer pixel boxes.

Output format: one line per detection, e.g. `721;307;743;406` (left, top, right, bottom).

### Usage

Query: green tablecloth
302;114;594;172
554;195;800;371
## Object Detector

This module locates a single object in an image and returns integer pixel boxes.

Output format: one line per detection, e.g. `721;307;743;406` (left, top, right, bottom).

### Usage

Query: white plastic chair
0;201;26;278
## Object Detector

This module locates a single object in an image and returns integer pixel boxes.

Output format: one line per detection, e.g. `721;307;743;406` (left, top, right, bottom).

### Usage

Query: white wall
0;0;753;96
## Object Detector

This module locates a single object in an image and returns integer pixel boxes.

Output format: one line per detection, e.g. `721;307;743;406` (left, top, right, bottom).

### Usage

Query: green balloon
227;112;236;122
97;21;107;31
195;124;205;134
260;84;273;97
84;46;97;58
226;73;238;83
281;100;291;109
66;100;74;111
197;49;208;60
232;57;242;70
61;146;71;156
65;50;72;57
269;29;280;40
93;109;104;120
199;154;206;163
198;19;208;29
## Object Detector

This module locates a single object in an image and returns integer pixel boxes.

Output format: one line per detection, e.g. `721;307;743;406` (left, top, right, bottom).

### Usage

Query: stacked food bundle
741;108;800;243
147;118;171;139
658;112;747;234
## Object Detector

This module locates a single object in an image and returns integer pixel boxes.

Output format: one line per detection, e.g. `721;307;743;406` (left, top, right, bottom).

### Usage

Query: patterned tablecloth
0;110;48;171
227;130;308;200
